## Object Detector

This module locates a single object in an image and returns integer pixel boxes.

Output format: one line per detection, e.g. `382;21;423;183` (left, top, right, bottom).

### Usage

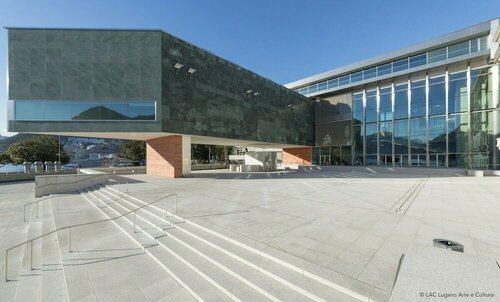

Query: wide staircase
5;183;383;302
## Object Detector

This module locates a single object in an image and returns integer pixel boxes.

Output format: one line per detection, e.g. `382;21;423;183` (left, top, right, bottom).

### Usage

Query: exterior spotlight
254;92;260;96
188;68;197;74
246;89;253;94
174;63;184;69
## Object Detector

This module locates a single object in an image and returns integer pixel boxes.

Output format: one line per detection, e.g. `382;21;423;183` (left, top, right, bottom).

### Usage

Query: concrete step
14;210;42;302
95;187;267;301
42;197;69;302
86;188;234;302
80;189;215;301
100;186;365;302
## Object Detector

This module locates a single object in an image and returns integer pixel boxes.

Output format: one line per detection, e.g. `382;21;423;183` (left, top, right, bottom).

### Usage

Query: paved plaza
0;167;499;301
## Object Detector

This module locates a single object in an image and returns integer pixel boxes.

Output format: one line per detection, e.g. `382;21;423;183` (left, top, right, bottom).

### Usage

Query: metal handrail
5;189;177;282
35;174;107;190
392;253;406;291
23;195;62;222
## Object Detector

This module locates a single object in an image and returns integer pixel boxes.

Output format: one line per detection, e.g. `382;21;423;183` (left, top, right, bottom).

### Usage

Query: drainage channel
393;177;428;214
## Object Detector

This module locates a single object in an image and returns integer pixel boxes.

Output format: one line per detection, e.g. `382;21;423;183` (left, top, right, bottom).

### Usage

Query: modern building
6;28;315;177
287;18;500;169
5;18;500;176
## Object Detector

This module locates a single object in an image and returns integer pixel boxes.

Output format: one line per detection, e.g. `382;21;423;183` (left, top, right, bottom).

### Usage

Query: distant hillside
0;135;6;141
0;133;37;153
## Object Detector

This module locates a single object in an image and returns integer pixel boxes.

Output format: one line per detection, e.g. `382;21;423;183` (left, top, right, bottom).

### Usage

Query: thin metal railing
5;189;177;282
23;195;61;222
392;253;406;291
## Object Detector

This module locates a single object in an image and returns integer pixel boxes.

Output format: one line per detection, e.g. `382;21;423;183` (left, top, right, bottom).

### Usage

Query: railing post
30;240;33;270
36;200;39;218
165;197;168;218
5;250;8;282
68;227;72;253
133;212;136;233
24;204;27;222
56;196;60;211
126;181;128;193
175;194;177;214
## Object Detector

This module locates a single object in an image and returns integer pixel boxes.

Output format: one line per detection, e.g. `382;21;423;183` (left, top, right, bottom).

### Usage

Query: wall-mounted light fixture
174;63;184;69
254;92;261;96
188;68;197;74
246;89;253;94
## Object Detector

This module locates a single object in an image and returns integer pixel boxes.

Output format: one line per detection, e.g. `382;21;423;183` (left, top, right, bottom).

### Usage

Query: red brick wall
283;147;312;165
146;135;183;178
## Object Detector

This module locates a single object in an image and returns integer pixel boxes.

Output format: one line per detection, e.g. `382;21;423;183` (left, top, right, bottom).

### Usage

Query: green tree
7;135;69;164
0;153;11;164
122;140;146;161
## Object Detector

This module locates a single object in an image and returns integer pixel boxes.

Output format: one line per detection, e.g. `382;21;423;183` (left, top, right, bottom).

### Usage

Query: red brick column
282;147;312;165
146;135;184;178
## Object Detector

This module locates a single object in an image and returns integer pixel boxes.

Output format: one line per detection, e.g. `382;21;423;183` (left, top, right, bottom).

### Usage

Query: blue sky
1;0;499;135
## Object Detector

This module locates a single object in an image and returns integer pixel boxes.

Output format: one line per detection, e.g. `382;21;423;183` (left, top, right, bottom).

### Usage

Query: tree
122;140;146;161
0;153;11;164
7;135;70;164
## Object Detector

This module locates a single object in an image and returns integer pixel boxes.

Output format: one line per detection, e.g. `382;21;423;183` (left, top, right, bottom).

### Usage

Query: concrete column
23;161;32;174
146;135;191;178
282;147;312;165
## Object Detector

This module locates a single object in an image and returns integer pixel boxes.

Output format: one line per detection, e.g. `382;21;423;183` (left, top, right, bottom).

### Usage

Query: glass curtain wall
347;64;499;169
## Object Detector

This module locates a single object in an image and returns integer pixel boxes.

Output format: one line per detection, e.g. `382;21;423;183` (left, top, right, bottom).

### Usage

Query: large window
379;121;393;155
14;100;156;121
352;93;363;124
411;80;426;117
379;87;392;122
448;113;468;167
448;72;468;113
394;83;408;119
471;67;494;110
410;118;427;166
428;116;446;153
428;76;445;115
394;119;409;166
365;90;377;123
366;123;378;165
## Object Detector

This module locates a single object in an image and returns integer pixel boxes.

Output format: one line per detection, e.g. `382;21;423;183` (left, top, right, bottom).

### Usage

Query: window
14;100;156;121
448;40;469;58
448;113;468;154
471;67;493;110
351;71;362;82
366;123;378;155
353;125;364;163
410;117;427;165
318;81;327;91
365;90;377;123
409;53;427;68
394;119;409;155
308;84;318;94
428;76;445;115
352;93;364;124
379;87;392;121
410;80;426;117
394;83;408;119
448;71;467;113
327;78;339;89
428;47;447;63
377;63;391;76
393;58;408;72
428;116;446;153
363;67;376;80
379;121;393;155
339;75;350;86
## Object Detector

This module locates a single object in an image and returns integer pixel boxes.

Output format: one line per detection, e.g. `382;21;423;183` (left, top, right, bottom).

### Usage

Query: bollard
68;228;72;252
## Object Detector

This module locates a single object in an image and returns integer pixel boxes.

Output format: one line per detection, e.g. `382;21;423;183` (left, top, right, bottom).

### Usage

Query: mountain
0;133;36;153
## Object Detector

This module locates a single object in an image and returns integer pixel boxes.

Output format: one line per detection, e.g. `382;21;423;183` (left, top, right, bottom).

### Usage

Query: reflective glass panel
377;63;391;76
353;124;364;156
128;102;155;120
410;80;426;117
44;101;72;120
352;93;363;125
379;121;392;155
470;110;499;168
393;58;408;72
428;76;445;115
365;90;377;123
351;71;362;82
339;75;350;86
409;53;427;68
379;87;392;121
448;113;468;154
318;81;327;91
327;78;338;89
471;68;494;110
394;119;409;155
363;68;376;80
15;101;43;120
410;117;427;165
428;47;447;63
448;40;469;58
428;116;446;153
366;123;377;155
470;39;478;52
448;72;468;113
479;36;487;50
394;83;408;119
308;84;318;94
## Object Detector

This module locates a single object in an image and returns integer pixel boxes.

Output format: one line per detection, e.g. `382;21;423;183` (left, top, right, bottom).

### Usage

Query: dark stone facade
8;28;314;146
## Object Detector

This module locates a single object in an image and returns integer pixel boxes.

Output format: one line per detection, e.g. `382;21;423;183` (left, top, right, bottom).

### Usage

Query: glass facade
295;35;489;96
313;65;499;169
14;100;156;121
